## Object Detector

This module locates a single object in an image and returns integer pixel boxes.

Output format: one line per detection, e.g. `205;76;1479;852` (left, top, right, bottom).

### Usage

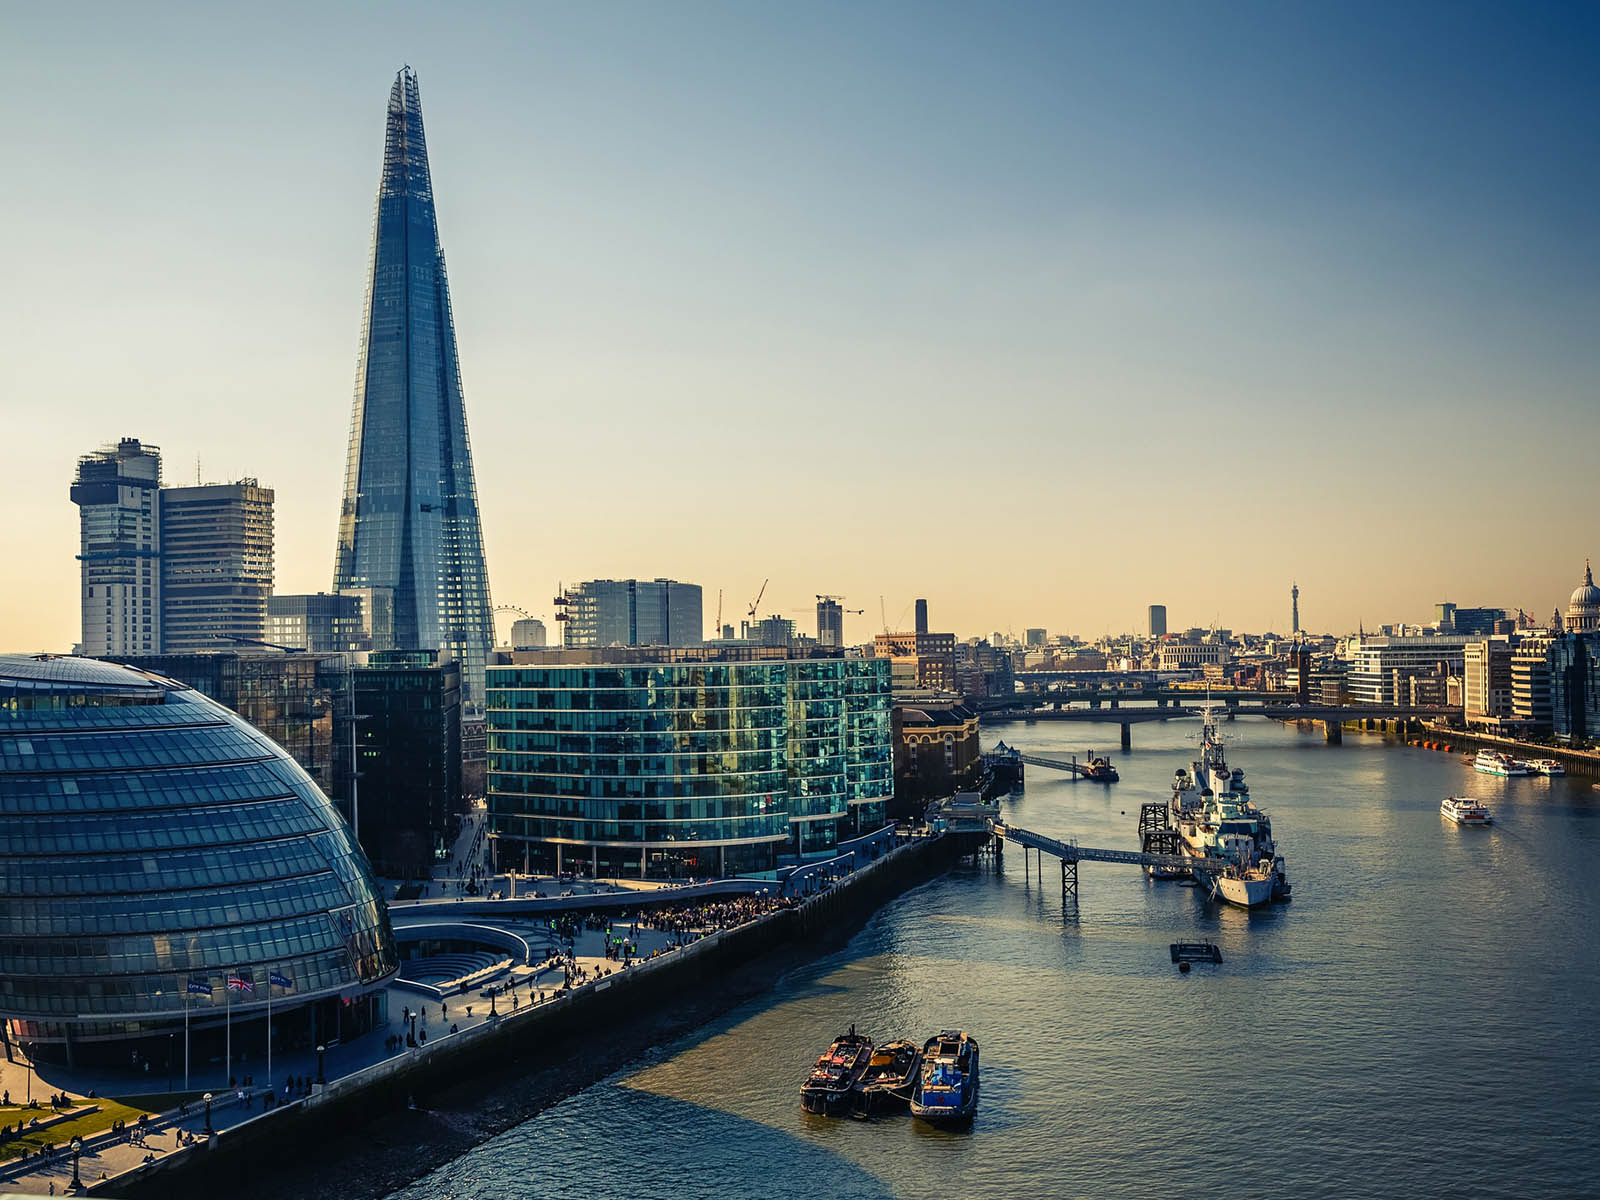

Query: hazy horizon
5;2;1597;651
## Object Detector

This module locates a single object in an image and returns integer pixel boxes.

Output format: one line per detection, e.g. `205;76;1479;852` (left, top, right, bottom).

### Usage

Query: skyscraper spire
334;67;494;704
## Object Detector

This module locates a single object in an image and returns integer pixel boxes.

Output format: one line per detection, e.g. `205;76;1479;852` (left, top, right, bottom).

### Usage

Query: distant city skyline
4;2;1597;650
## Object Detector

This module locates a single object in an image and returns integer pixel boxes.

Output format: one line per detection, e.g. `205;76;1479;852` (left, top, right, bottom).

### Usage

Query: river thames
391;717;1600;1199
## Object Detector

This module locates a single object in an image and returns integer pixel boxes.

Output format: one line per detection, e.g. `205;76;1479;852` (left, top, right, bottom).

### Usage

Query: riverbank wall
104;832;966;1200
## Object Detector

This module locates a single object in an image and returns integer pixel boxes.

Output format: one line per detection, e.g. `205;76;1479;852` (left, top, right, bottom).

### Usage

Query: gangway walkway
992;821;1216;903
1015;752;1117;780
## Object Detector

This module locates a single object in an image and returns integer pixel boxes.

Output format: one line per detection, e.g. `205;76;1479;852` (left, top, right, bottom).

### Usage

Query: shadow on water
406;1086;896;1200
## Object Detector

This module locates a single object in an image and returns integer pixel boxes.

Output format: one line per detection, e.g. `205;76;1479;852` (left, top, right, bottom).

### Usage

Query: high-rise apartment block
71;438;162;656
560;579;703;648
73;440;272;656
159;481;274;652
1148;605;1167;638
333;68;494;706
817;598;844;649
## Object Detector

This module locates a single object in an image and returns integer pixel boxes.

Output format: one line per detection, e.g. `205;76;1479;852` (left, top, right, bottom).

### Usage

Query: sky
3;1;1598;650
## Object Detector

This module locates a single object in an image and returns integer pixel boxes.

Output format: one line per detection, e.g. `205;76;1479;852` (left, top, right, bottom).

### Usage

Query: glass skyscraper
334;67;493;706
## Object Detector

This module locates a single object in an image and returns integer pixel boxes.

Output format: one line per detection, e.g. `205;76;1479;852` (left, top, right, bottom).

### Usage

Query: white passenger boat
1440;795;1493;825
1527;759;1566;776
1473;750;1529;777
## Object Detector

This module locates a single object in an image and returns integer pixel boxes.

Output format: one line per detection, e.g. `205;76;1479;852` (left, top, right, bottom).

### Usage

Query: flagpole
225;976;231;1087
266;966;273;1093
184;988;190;1091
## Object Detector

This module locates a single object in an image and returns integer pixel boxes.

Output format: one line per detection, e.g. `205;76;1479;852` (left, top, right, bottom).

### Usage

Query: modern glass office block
334;67;493;705
486;662;792;878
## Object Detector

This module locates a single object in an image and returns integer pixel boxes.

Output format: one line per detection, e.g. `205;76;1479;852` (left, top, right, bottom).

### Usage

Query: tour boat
909;1031;979;1125
801;1027;874;1116
1168;705;1291;906
1083;756;1119;782
1440;795;1493;826
856;1038;921;1112
1527;759;1566;776
1473;750;1529;777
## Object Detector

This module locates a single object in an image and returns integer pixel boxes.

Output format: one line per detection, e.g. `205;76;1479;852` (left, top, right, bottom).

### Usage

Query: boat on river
857;1038;921;1112
910;1031;979;1125
1527;759;1566;776
1170;705;1290;906
801;1026;873;1116
1474;750;1529;777
1441;796;1493;826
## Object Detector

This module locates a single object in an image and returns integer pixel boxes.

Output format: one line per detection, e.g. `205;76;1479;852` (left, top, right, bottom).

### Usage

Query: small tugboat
910;1031;979;1125
1440;795;1493;826
857;1038;921;1112
801;1026;874;1116
1527;759;1566;776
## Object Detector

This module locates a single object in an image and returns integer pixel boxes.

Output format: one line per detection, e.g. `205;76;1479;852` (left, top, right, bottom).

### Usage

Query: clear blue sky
4;1;1597;647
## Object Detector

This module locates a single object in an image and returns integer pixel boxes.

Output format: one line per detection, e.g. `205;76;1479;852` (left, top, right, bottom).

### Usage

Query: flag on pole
227;975;254;993
186;978;212;996
269;971;293;991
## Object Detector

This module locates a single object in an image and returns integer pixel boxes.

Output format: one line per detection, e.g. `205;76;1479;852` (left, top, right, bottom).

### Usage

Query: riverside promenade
1;825;939;1197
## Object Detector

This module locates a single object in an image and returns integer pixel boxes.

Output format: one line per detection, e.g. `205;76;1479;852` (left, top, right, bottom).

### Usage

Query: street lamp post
315;1044;326;1087
69;1134;83;1192
202;1091;214;1135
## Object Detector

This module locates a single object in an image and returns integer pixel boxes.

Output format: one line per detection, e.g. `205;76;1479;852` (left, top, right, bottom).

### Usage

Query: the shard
334;67;493;704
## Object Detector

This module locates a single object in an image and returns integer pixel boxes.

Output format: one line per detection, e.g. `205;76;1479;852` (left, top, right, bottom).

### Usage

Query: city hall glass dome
0;656;397;1061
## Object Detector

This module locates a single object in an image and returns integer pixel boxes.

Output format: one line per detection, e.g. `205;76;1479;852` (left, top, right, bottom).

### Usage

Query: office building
1464;636;1513;723
914;599;929;635
1550;632;1600;744
267;593;366;652
745;615;797;647
159;481;274;653
1148;605;1167;638
108;651;357;826
71;438;162;657
484;653;892;876
0;655;397;1067
508;617;547;649
816;598;844;649
352;651;464;878
874;632;958;693
1511;634;1554;729
1344;635;1470;705
1025;628;1047;648
341;586;396;651
559;579;703;648
332;68;494;706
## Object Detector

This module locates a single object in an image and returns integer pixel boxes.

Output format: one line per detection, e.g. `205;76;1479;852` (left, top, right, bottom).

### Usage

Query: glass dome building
0;656;398;1067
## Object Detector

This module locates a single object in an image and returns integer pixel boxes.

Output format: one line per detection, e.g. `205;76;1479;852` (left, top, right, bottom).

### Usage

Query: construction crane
715;589;723;636
747;578;769;620
815;594;863;614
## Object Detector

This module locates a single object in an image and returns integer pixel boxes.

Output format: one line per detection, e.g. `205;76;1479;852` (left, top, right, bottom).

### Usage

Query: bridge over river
979;696;1448;747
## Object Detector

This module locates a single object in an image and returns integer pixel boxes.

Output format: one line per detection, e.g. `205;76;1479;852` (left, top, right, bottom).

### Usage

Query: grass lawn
0;1100;152;1162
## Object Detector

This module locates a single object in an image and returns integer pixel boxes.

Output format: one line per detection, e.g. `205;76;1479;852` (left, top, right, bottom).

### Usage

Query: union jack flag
226;975;254;993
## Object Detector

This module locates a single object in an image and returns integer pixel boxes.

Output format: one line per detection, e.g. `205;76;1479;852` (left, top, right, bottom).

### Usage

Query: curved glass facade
486;657;893;876
0;656;398;1059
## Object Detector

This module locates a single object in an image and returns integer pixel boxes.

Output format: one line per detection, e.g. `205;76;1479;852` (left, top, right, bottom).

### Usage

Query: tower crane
747;578;769;620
